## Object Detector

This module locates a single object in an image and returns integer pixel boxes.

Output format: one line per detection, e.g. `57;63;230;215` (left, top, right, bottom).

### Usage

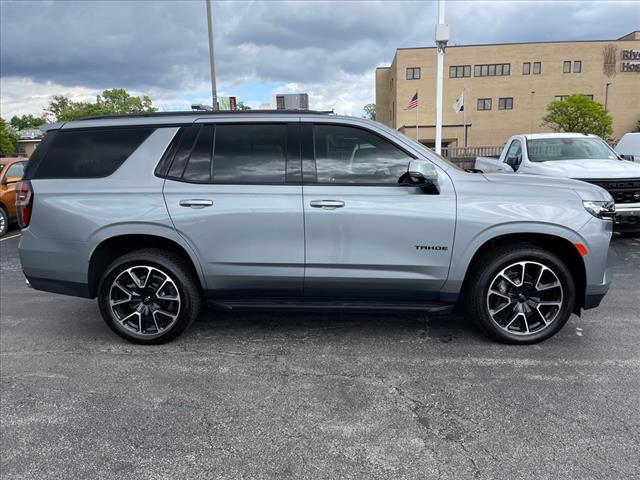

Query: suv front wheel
467;245;576;344
97;249;202;344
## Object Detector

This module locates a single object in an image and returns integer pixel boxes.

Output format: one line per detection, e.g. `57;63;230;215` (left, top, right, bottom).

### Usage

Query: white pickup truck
475;133;640;235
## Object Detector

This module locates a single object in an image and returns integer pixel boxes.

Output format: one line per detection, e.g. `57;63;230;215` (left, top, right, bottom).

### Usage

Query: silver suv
18;112;613;344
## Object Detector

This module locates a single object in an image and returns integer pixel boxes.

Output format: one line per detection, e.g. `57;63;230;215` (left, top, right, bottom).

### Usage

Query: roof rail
78;110;334;121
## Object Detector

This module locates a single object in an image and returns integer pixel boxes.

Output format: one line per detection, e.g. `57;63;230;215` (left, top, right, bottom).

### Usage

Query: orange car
0;158;28;237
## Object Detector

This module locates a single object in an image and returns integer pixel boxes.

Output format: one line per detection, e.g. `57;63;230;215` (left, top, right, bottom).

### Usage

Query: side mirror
405;160;439;193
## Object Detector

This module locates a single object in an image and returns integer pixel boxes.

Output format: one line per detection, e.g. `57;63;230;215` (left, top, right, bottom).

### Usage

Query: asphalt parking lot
1;229;639;480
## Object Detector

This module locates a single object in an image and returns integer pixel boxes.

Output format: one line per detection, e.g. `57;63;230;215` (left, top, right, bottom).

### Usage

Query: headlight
583;200;615;219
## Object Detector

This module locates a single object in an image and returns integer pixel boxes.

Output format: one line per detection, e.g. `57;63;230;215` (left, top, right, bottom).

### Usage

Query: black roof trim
78;110;334;121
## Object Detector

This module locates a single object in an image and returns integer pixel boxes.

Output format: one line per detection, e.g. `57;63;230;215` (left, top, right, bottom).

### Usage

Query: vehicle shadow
189;307;483;344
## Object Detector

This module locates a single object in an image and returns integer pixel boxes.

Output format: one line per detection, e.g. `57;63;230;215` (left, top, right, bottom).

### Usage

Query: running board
207;298;454;314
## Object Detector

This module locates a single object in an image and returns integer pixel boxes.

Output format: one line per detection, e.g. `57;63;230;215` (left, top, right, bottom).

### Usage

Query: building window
406;67;421;80
523;62;531;75
574;61;582;73
498;97;513;110
533;62;541;74
473;63;510;77
477;98;492;111
555;94;593;102
449;65;471;78
563;61;571;73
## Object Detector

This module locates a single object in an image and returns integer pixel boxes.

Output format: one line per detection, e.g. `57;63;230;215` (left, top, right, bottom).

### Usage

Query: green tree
10;114;46;131
363;103;376;120
0;118;19;157
236;101;251;111
542;94;613;139
45;88;157;122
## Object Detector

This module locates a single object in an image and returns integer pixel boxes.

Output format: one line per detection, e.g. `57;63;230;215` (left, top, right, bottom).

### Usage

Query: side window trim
304;122;417;187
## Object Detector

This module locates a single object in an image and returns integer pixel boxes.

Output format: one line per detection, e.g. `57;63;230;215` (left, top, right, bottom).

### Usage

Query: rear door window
166;123;289;184
212;124;287;184
33;127;155;179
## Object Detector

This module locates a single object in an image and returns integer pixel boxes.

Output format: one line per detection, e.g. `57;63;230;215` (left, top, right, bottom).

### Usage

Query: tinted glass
34;127;154;179
168;125;200;179
313;125;411;184
182;125;214;182
212;124;287;183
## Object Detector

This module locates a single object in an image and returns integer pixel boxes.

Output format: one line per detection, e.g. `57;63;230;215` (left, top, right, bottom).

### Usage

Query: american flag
405;92;418;110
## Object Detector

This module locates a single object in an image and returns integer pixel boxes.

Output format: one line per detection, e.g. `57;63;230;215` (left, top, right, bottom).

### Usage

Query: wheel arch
88;234;205;298
460;232;586;313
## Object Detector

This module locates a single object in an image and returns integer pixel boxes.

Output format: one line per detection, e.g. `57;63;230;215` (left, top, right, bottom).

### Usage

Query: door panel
163;122;304;297
303;182;456;298
302;122;456;299
164;182;304;296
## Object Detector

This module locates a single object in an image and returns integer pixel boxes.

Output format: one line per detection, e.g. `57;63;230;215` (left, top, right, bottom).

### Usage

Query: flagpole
416;90;419;141
463;88;467;147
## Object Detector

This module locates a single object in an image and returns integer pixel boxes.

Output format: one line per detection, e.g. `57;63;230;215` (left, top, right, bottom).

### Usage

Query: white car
615;132;640;163
475;133;640;235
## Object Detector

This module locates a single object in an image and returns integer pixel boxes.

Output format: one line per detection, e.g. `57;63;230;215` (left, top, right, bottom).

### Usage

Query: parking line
0;233;21;242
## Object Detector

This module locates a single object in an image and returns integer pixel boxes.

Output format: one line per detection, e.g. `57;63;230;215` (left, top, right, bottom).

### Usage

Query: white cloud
0;77;99;119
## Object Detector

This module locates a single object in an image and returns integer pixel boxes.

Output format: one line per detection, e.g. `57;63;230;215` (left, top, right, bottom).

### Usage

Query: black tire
97;248;202;344
0;206;8;237
466;244;576;344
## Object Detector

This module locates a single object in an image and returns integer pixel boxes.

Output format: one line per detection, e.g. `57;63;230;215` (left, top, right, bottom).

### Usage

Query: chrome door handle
179;199;213;208
310;200;345;210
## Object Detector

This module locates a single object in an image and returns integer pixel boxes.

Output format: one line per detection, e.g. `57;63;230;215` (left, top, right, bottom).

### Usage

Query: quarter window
33;127;155;179
498;97;513;110
312;125;412;185
406;67;421;80
477;98;492;111
182;125;214;182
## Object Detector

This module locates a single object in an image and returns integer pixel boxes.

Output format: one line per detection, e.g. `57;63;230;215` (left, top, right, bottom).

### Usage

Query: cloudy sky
1;0;638;118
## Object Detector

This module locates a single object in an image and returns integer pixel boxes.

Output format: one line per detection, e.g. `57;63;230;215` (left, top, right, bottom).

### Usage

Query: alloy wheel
109;265;181;337
486;261;563;336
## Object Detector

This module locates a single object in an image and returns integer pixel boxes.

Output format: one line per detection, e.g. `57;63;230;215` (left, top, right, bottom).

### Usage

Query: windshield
527;137;618;162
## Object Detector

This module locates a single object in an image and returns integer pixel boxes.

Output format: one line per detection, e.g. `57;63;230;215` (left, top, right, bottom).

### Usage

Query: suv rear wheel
467;244;576;344
97;249;202;344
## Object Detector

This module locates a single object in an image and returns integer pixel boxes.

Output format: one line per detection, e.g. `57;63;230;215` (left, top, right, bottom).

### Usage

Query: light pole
605;83;612;111
434;0;449;155
206;0;218;111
